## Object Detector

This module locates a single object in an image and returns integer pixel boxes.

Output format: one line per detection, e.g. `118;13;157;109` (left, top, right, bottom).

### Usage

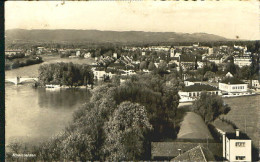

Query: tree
192;92;230;124
103;101;152;161
204;71;215;81
148;62;156;71
139;61;148;70
225;62;240;75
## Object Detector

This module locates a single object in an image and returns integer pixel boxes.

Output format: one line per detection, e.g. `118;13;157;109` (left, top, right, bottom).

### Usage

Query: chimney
236;129;240;137
178;149;182;155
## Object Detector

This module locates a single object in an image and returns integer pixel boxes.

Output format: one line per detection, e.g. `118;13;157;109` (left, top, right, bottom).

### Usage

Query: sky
5;1;260;40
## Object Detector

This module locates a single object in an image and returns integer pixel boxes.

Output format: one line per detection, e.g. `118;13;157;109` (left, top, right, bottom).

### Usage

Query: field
222;95;260;147
5;55;95;78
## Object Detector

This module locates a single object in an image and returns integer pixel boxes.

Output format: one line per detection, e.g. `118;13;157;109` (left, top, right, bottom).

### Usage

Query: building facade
178;90;222;102
223;130;251;161
234;56;251;67
219;83;248;93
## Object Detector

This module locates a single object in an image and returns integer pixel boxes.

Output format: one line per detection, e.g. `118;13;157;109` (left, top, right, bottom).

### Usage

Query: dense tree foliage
38;62;94;87
6;72;182;161
192;92;230;124
103;101;152;161
5;56;43;70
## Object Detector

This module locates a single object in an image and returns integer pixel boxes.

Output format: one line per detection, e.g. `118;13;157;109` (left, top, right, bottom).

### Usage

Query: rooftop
172;145;215;162
151;142;222;160
182;84;218;92
221;77;245;84
226;131;251;140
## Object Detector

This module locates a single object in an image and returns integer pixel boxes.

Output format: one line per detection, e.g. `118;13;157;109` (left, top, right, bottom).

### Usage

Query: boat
45;84;61;90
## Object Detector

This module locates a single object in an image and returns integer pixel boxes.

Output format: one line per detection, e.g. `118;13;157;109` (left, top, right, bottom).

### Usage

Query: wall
228;139;251;161
219;83;248;93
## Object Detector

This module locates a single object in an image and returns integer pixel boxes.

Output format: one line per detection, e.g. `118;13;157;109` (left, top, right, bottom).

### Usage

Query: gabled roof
151;142;222;160
172;145;215;162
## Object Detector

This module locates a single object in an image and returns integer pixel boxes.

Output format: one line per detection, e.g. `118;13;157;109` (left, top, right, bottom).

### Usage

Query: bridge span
5;77;38;85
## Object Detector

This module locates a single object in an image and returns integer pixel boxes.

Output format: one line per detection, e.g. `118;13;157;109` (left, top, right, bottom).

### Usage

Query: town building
171;145;215;162
170;48;175;57
84;52;91;58
219;82;247;93
178;84;221;102
208;48;213;55
5;49;23;55
76;50;81;57
113;53;118;58
222;129;252;161
234;56;251;67
252;80;260;89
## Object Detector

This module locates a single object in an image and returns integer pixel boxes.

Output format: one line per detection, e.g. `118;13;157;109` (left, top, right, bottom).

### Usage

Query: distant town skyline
5;1;260;40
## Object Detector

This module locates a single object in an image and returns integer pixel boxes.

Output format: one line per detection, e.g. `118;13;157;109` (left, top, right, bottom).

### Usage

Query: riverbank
5;55;95;78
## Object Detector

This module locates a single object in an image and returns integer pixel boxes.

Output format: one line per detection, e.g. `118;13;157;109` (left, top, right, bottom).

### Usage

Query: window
236;156;245;160
235;142;245;147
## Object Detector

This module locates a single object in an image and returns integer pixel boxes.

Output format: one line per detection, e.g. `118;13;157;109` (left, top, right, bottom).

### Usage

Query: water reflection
5;84;91;145
38;88;91;109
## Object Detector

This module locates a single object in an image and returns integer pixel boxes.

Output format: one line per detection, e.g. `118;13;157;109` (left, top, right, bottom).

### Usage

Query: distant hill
5;29;228;43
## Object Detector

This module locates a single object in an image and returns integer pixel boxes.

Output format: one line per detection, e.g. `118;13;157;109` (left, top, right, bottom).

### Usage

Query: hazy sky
5;1;260;40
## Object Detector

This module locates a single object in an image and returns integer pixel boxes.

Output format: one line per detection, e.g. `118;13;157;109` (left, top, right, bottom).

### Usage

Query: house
178;84;222;102
151;112;222;161
219;78;248;94
113;53;118;58
171;145;216;162
222;129;252;161
234;56;251;67
170;48;175;57
121;70;136;76
208;48;213;55
151;142;222;160
76;50;81;57
225;72;233;78
252;80;260;89
5;49;23;55
206;56;223;64
84;52;91;58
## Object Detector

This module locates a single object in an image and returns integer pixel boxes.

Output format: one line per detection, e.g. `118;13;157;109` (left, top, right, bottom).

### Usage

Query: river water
5;83;91;146
5;56;95;146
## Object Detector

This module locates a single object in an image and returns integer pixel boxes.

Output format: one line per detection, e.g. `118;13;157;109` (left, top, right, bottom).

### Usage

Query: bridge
5;77;38;85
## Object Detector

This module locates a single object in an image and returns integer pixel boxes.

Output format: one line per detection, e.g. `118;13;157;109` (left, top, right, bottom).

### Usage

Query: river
5;83;91;146
5;56;94;146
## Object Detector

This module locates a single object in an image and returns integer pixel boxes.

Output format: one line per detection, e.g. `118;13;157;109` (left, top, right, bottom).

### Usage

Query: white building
219;83;248;93
178;90;221;102
207;57;223;64
170;48;175;57
223;129;251;161
84;52;91;58
208;48;213;55
92;70;114;80
76;50;81;57
225;72;233;78
142;51;146;56
121;70;136;76
252;80;260;89
113;53;118;58
234;56;251;67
